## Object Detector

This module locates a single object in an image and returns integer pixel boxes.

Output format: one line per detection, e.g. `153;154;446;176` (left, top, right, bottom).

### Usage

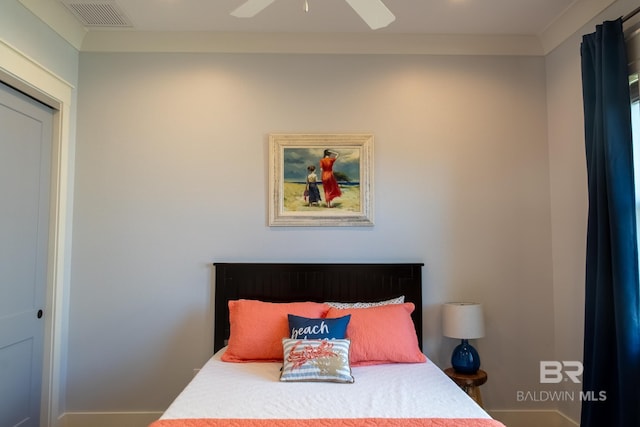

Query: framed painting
268;133;374;227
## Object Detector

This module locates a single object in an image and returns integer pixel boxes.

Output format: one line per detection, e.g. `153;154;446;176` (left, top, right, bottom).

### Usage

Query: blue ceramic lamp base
451;339;481;374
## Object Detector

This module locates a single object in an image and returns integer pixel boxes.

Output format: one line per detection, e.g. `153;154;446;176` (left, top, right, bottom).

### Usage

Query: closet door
0;81;53;427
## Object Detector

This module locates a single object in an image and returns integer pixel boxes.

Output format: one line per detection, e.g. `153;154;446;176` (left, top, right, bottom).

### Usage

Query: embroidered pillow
280;339;354;383
326;296;405;309
288;314;351;340
221;299;329;363
325;303;426;366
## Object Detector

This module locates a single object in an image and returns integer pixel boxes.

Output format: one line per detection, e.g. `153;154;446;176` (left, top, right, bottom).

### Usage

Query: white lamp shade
442;302;485;339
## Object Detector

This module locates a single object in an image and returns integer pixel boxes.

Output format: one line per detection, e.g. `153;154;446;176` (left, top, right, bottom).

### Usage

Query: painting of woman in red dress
320;149;342;207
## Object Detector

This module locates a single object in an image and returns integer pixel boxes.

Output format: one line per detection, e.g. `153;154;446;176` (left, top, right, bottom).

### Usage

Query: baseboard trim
489;409;579;427
58;411;162;427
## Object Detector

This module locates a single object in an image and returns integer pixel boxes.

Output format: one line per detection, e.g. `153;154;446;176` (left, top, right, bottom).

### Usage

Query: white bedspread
161;349;490;420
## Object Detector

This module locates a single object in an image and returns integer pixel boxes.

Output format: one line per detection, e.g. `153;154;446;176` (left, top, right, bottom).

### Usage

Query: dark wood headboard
213;263;424;353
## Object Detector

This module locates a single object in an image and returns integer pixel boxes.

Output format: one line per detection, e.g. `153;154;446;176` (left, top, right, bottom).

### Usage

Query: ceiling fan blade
344;0;395;30
231;0;277;18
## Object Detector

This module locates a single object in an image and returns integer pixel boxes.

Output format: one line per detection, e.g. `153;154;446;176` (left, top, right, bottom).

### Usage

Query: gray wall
0;0;78;85
71;52;554;411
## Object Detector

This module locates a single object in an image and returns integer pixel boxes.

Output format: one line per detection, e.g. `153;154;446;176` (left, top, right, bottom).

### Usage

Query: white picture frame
268;133;374;227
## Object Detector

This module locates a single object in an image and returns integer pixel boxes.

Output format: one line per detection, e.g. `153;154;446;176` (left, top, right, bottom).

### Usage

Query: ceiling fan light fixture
344;0;395;30
230;0;276;18
230;0;395;30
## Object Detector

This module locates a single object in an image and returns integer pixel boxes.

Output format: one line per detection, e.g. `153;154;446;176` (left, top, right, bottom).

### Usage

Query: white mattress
161;348;490;420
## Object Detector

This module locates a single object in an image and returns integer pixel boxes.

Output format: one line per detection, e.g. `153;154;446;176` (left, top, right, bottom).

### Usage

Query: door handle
37;309;43;319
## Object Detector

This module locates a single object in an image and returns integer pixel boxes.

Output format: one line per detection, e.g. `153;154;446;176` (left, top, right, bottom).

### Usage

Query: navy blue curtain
580;18;640;427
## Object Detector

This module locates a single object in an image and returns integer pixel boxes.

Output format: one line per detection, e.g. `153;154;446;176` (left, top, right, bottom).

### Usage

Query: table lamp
442;302;485;374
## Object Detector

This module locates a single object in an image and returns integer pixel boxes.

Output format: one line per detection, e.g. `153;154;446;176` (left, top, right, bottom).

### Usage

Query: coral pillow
325;303;426;366
222;299;329;362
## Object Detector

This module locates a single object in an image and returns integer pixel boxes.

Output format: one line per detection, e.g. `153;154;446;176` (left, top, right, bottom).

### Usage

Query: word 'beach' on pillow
288;314;351;340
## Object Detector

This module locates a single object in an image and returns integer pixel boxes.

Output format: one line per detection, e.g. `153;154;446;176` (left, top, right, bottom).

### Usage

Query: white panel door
0;81;53;427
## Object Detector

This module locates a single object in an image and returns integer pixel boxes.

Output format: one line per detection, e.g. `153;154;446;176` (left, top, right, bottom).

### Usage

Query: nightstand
444;368;487;408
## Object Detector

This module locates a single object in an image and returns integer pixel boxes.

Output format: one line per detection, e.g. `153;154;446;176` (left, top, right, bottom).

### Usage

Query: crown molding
19;0;87;50
80;31;544;55
539;0;616;54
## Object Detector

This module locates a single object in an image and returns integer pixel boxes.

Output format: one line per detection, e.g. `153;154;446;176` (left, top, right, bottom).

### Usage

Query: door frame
0;39;74;427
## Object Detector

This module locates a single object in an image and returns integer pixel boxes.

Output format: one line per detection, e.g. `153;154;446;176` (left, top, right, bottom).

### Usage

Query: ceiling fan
230;0;395;30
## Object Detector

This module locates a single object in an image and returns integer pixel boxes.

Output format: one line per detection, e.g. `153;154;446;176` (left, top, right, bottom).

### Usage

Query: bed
150;263;505;427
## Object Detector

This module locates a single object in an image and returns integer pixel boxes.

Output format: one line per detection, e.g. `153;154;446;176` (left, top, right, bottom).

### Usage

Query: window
629;22;640;258
632;74;639;242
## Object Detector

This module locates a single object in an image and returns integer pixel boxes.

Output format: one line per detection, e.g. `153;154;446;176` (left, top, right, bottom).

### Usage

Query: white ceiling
19;0;623;54
63;0;578;35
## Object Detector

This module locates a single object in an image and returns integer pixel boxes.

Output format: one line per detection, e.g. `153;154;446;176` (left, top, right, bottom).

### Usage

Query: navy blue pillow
288;314;351;340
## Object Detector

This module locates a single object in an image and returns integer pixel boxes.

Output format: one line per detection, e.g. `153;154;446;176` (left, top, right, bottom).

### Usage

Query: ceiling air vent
60;0;132;27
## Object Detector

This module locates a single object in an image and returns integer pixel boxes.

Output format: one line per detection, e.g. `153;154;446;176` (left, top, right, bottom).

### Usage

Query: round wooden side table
444;368;488;408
